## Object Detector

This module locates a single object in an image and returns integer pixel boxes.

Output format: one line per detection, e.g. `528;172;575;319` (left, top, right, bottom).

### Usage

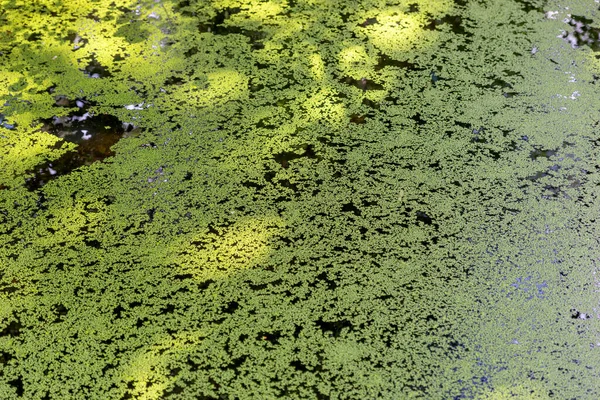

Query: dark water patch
7;377;23;397
0;284;18;294
112;52;127;62
52;304;69;323
64;31;88;50
411;112;427;126
25;113;128;190
53;94;90;109
197;7;271;50
525;170;550;182
430;70;447;86
165;75;185;86
1;320;22;337
113;305;125;319
241;180;265;190
257;331;281;345
475;77;513;92
358;17;378;28
277;178;299;193
196;279;215;291
274;144;316;168
290;360;308;372
222;301;239;314
85;239;101;248
416;211;433;225
454;120;471;129
315;318;353;338
26;32;43;42
424;14;469;36
562;15;600;51
311;270;337;291
82;56;111;78
341;202;361;216
503;69;524;79
0;351;13;366
349;113;366;124
0;114;16;130
173;273;194;281
86;10;101;23
160;304;176;315
248;81;264;93
341;76;384;91
361;98;380;110
471;126;487;143
374;54;418;71
407;3;419;13
513;0;547;14
201;7;242;33
530;147;557;160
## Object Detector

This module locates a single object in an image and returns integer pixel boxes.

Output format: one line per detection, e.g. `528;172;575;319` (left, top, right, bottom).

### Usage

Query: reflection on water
25;110;129;190
562;15;600;50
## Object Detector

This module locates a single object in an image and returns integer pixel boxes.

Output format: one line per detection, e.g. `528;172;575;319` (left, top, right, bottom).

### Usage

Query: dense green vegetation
2;0;600;398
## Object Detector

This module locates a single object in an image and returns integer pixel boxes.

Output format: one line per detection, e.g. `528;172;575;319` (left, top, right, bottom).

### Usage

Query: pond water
1;0;600;399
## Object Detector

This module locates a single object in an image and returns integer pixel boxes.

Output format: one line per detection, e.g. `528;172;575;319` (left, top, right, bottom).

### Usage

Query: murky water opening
25;106;131;190
0;114;17;130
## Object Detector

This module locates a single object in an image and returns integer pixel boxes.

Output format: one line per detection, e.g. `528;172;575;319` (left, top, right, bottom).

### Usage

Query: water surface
1;0;600;398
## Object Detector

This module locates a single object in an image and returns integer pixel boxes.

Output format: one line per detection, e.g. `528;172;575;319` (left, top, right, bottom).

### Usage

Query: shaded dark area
1;320;22;337
530;147;557;160
274;144;316;169
416;211;433;225
315;318;353;338
8;378;24;397
0;114;17;130
341;76;385;92
52;303;69;323
82;56;112;78
358;17;379;28
424;14;470;36
25;112;127;190
189;7;267;50
513;0;548;14
374;54;417;71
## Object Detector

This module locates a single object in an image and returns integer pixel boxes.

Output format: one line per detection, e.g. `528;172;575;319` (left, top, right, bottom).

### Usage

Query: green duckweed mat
2;0;600;398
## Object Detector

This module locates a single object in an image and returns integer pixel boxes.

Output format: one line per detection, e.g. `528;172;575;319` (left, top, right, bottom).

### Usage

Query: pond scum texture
2;0;600;398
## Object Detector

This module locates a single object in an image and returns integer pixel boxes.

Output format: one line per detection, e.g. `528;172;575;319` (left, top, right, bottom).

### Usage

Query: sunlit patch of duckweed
2;0;600;398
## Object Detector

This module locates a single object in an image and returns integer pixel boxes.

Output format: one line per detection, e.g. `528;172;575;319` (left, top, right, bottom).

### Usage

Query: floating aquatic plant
1;0;600;399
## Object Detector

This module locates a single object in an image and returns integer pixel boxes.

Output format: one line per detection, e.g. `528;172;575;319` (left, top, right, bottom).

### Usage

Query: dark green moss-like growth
2;0;600;398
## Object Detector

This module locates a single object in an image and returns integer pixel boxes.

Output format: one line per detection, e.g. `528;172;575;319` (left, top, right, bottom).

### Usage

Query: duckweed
1;0;600;398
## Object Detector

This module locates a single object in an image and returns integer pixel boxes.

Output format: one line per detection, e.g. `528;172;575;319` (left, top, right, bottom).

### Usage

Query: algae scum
2;0;600;398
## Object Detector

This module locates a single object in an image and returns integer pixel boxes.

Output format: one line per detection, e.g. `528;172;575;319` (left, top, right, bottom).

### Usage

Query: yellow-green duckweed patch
2;0;600;398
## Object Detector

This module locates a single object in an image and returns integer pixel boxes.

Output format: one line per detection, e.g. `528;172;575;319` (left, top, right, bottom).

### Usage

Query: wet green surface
1;0;600;398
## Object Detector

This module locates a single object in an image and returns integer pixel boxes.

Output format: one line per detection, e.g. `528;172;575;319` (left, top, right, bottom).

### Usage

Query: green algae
2;0;600;398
